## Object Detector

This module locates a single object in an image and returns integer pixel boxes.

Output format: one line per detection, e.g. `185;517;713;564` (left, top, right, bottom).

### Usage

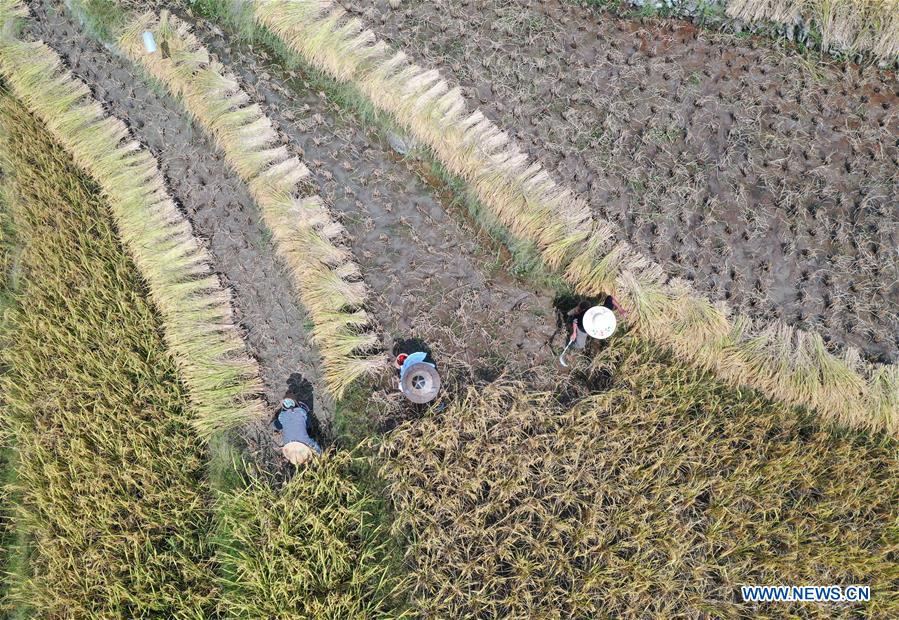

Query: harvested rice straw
726;0;899;61
120;11;383;398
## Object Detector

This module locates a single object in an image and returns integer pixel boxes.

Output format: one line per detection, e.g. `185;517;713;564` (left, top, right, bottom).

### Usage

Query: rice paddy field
0;0;897;617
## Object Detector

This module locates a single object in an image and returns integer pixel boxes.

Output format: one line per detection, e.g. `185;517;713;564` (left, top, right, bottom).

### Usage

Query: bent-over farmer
394;351;441;403
272;397;322;466
566;294;626;349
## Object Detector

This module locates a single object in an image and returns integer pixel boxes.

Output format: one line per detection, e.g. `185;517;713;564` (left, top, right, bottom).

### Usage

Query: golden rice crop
0;93;217;617
0;90;411;620
0;191;13;613
0;0;265;437
0;139;21;617
248;0;898;435
0;447;15;613
214;452;411;618
118;10;382;399
726;0;899;60
380;336;899;618
0;182;13;296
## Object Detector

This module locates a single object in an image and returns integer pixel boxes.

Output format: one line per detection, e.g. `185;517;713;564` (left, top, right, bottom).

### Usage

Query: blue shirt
277;406;317;451
399;352;436;393
400;351;429;375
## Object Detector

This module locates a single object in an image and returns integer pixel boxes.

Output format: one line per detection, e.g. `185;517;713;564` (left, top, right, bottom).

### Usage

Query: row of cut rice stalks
0;0;265;437
119;11;382;398
726;0;899;62
251;0;898;435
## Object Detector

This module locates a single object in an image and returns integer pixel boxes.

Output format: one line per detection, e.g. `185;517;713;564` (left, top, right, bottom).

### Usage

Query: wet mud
187;17;561;382
354;0;899;363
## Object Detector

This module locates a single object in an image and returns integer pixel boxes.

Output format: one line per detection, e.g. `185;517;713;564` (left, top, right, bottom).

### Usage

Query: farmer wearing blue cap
272;397;322;466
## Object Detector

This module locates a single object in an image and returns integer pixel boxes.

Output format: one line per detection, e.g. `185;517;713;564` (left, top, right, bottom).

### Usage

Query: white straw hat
582;305;617;339
400;362;441;404
282;441;315;466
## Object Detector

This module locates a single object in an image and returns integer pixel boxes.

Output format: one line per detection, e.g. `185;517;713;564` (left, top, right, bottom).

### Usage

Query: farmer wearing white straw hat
560;295;626;366
394;351;441;404
272;397;322;466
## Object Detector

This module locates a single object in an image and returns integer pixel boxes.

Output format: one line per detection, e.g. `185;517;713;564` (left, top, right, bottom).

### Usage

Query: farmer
394;351;441;403
566;294;626;349
272;397;322;466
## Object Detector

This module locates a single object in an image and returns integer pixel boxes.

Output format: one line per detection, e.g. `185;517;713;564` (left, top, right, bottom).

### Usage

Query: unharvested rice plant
381;339;899;617
0;94;217;616
1;0;897;617
214;453;410;619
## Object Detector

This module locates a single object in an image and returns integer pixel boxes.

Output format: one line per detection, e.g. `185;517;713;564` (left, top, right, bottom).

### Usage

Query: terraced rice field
0;0;896;617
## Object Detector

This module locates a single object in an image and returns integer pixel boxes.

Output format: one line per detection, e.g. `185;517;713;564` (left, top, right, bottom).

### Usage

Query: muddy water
187;18;562;383
23;0;326;464
355;0;899;363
